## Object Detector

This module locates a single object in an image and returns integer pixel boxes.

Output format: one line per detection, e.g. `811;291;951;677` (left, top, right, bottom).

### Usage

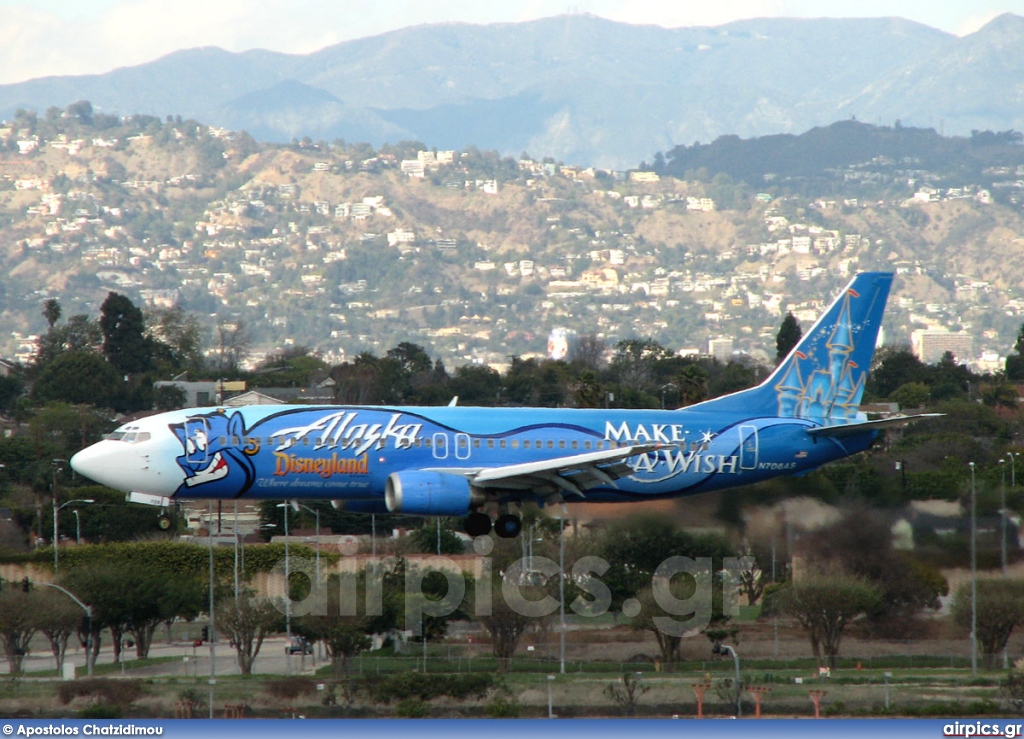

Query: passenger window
473;439;481;448
558;440;566;449
523;440;531;449
571;440;578;450
487;439;495;449
547;440;554;449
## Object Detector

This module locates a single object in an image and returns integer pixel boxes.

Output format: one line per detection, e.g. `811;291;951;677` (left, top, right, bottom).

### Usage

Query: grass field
0;616;1021;719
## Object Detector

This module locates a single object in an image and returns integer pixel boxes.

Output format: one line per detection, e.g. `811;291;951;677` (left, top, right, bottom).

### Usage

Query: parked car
285;636;313;655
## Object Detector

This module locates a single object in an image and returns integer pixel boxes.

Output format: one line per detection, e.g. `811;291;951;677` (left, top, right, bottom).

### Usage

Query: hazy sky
1;0;1022;85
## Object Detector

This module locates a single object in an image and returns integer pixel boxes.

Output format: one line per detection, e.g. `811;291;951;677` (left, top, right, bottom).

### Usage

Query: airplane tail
693;272;894;424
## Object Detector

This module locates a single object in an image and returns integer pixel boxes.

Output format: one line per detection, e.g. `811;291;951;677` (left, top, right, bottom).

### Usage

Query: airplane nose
70;443;117;488
71;439;176;496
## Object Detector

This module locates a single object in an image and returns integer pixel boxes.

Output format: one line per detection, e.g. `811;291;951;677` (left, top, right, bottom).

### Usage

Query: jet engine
385;470;481;516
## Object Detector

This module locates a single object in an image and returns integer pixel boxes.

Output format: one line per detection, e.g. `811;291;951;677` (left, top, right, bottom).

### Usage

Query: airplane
71;271;930;538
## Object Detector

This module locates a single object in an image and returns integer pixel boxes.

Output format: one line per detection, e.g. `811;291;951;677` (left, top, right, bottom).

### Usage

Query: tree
1007;325;1024;382
982;383;1019;411
32;353;121;409
34;315;102;369
569;333;606;371
627;585;685;664
952;579;1024;669
147;306;205;375
597;513;735;613
572;370;603;408
677;363;709;406
294;570;402;676
408;521;464;555
215;319;252;374
0;587;43;674
42;298;62;329
775;312;802;365
449;364;499;405
216;589;280;675
611;339;673;392
472;539;552;671
100;292;152;376
798;510;947;636
38;588;83;674
868;346;928;399
63;563;204;663
775;571;881;667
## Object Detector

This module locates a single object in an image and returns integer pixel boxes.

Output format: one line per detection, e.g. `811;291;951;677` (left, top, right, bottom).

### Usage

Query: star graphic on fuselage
700;430;715;445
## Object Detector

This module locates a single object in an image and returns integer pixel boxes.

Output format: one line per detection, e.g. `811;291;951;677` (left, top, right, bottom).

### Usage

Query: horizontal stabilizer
806;413;943;439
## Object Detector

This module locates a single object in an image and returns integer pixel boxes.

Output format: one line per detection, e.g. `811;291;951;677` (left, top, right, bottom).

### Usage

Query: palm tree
42;298;62;329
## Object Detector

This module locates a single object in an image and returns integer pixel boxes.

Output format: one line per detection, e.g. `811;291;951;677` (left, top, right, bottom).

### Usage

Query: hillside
2;110;1024;372
3;15;1024;168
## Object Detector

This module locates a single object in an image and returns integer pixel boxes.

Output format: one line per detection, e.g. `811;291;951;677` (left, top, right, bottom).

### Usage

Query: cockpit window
105;429;150;443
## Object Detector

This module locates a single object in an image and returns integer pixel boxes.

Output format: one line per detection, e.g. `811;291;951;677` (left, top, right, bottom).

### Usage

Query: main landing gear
463;511;523;538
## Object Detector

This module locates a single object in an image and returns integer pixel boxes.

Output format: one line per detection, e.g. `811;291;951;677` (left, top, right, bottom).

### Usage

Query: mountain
2;14;1024;168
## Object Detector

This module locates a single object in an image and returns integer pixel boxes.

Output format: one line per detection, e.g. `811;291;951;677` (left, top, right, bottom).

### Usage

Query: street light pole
970;461;978;676
52;459;64;570
73;509;81;546
233;501;239;601
714;643;742;717
207;501;216;719
294;503;321;585
1000;459;1007;576
53;483;94;574
559;513;565;675
277;501;292;676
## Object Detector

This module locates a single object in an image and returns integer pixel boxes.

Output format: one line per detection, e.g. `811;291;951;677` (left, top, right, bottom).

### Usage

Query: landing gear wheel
464;512;493;537
494;513;522;538
156;514;173;531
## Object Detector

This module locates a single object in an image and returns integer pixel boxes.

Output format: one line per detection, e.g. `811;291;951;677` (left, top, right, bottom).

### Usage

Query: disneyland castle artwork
774;288;864;425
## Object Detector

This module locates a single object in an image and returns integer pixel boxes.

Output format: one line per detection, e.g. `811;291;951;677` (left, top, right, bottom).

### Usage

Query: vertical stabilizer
690;272;893;422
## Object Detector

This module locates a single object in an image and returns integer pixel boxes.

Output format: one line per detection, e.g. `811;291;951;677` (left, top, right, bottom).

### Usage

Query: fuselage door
739;424;759;470
184;416;211;465
432;433;449;460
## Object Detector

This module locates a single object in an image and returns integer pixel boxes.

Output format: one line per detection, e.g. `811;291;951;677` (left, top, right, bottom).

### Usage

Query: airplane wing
432;443;667;500
805;413;944;439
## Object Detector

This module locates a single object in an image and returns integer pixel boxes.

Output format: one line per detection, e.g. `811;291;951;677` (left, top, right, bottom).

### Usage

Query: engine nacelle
385;470;476;516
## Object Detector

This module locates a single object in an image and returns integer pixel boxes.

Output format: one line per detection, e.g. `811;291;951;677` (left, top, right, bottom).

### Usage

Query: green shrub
354;672;496;704
79;703;123;719
484;694;520;718
395;698;429;718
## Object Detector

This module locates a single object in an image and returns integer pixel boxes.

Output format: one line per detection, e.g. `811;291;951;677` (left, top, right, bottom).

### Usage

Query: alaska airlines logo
272;411;422;456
